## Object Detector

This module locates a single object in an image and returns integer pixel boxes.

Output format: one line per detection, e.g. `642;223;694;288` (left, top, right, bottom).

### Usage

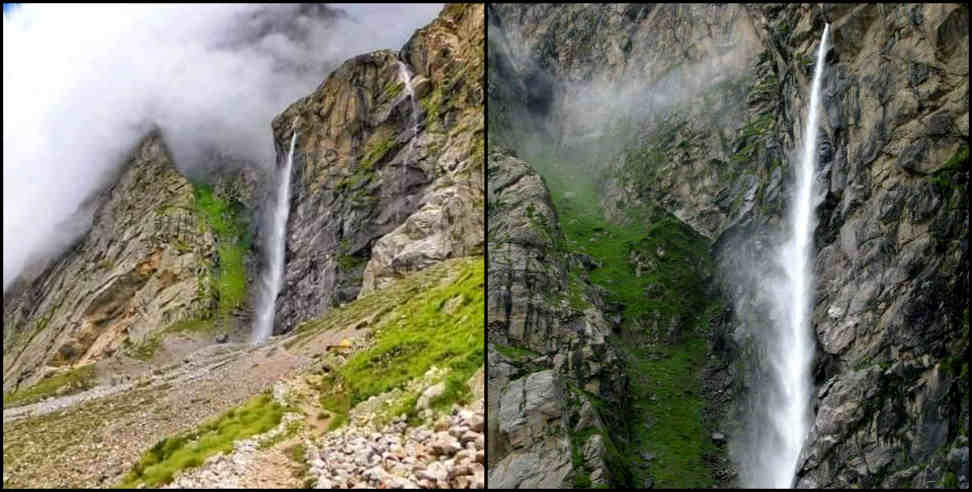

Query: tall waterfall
754;23;830;488
396;60;418;222
252;121;298;344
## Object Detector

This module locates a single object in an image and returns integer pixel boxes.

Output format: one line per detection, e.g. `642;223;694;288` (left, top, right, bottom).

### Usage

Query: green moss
337;254;367;271
493;343;539;362
383;80;404;101
360;133;395;171
930;144;969;204
624;328;716;488
116;392;286;488
944;471;958;488
3;364;96;408
421;88;444;130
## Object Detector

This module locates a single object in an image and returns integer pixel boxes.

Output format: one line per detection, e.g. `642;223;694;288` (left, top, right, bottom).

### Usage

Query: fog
3;3;442;291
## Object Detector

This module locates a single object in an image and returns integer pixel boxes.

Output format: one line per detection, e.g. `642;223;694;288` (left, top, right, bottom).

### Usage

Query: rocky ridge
487;147;629;487
2;132;259;395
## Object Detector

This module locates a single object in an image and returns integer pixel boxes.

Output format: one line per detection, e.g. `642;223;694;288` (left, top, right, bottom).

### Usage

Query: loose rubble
306;399;486;489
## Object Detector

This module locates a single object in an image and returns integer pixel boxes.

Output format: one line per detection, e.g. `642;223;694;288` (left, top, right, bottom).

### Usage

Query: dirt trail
1;334;311;488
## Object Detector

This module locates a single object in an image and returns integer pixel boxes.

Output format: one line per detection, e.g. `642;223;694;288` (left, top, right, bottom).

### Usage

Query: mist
3;3;442;291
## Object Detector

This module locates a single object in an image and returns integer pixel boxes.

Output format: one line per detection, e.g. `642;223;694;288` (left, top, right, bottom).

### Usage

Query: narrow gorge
487;3;968;489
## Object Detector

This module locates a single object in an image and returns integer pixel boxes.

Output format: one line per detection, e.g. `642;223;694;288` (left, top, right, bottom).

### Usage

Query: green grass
314;257;484;428
528;149;718;488
258;418;303;449
624;323;717;488
192;182;250;322
116;392;286;488
2;364;96;408
532;153;711;332
165;318;217;334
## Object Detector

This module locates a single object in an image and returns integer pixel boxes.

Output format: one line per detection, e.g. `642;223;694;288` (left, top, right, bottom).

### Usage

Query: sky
2;3;442;291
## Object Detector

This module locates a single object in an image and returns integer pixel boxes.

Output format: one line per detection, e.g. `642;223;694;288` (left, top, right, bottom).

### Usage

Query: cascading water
750;24;829;488
396;60;418;222
252;120;298;344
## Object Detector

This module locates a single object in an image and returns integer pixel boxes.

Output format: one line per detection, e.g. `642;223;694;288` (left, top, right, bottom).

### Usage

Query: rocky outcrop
2;133;254;393
270;3;484;335
489;2;968;488
486;148;629;488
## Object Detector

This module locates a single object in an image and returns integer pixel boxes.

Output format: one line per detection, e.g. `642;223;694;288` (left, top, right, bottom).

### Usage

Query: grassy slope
112;256;484;488
192;182;250;322
314;257;485;428
530;152;719;488
2;364;96;409
116;392;286;488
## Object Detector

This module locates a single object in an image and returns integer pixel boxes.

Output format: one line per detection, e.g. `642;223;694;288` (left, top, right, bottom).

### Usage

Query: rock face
270;3;484;335
489;2;968;489
2;133;255;393
486;148;628;488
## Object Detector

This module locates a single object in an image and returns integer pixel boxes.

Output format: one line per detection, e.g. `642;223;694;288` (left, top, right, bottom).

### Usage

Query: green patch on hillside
313;257;484;429
116;392;286;488
383;79;405;101
529;150;718;488
532;154;711;332
929;143;969;204
623;315;718;489
492;343;539;362
360;132;396;172
2;364;96;408
193;183;250;323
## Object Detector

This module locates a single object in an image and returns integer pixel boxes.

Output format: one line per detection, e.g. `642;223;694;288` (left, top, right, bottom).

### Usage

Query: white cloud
3;3;442;290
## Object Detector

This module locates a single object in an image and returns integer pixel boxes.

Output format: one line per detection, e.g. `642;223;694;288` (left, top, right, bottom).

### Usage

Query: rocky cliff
487;147;630;488
270;3;484;335
488;3;968;488
2;132;260;395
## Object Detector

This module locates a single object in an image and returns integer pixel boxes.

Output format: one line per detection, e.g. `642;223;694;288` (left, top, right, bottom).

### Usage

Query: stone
418;462;448;482
467;413;485;433
431;432;462;456
459;430;479;445
450;425;469;439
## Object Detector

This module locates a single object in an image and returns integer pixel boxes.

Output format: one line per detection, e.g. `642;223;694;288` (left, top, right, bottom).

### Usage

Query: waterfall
754;23;829;488
396;60;418;222
252;120;298;344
